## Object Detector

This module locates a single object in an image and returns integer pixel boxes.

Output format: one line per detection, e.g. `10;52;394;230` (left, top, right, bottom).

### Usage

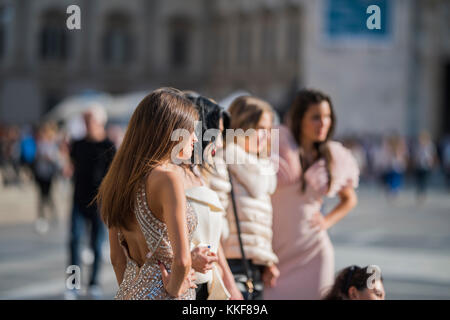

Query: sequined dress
114;182;198;300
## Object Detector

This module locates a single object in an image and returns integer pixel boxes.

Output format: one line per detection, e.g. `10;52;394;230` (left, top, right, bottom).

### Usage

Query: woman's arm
217;244;243;300
310;186;358;230
152;171;194;297
108;227;127;286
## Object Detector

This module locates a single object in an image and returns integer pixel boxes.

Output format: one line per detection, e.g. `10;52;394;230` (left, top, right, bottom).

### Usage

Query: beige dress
265;125;359;300
114;181;198;300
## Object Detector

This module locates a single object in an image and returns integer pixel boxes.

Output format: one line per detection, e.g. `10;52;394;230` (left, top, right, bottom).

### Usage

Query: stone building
0;0;449;138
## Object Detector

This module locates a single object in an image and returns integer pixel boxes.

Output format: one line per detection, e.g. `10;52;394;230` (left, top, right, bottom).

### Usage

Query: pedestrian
379;134;408;198
33;122;61;234
184;93;243;300
65;104;116;299
96;88;199;300
440;134;450;189
265;89;359;300
412;131;437;202
19;125;37;181
211;95;280;300
323;265;385;300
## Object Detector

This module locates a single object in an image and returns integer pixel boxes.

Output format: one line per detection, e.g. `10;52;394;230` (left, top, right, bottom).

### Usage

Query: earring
211;142;216;157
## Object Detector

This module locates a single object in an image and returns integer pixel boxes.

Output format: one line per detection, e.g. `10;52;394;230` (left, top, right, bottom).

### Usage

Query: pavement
0;177;449;300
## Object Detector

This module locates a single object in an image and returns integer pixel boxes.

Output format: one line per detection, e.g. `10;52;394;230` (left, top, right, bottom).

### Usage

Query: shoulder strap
227;167;254;293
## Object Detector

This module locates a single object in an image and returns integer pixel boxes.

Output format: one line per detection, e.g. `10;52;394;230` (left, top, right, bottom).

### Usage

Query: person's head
96;87;199;230
286;89;336;192
83;103;108;140
184;93;230;167
228;95;274;156
323;265;385;300
287;89;335;146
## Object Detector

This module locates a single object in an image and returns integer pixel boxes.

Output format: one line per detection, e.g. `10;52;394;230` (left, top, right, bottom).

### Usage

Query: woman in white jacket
210;96;280;300
184;93;243;300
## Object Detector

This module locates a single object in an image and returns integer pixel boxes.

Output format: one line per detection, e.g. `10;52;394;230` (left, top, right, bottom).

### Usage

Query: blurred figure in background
0;124;6;186
344;137;368;183
66;104;116;299
0;126;21;186
323;265;385;300
33;122;61;234
19;125;37;181
411;131;437;203
377;134;409;199
440;134;450;190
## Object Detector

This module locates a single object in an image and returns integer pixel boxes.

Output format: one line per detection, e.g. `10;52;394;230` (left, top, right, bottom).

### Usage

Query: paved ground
0;178;449;300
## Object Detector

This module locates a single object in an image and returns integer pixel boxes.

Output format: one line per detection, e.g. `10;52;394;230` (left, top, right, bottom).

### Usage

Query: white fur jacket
208;142;279;267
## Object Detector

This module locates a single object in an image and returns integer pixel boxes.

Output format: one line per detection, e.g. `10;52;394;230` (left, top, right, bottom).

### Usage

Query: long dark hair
184;92;230;173
323;265;384;300
286;89;336;192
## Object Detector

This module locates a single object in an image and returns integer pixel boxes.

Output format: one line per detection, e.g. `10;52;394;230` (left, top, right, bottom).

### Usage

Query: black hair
323;265;384;300
184;93;230;168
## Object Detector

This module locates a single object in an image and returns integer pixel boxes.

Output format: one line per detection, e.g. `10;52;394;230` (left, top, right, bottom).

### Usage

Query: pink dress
265;125;359;300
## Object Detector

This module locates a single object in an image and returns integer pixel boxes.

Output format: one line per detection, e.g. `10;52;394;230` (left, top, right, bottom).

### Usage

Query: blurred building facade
0;0;449;138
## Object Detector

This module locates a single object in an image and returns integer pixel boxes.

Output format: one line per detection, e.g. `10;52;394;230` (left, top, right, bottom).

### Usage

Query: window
169;17;191;69
211;18;222;67
102;13;133;66
0;6;6;60
0;4;13;61
286;8;300;62
237;14;251;66
40;10;68;61
261;11;275;62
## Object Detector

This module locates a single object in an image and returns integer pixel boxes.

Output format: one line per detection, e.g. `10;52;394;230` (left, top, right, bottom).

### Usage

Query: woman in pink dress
265;89;359;300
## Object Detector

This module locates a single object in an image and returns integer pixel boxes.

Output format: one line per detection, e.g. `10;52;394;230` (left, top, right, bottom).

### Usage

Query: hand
262;264;280;288
309;211;329;231
191;246;219;274
159;260;197;298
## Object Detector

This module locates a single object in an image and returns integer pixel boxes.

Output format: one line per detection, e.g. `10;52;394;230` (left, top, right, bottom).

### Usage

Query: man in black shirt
66;105;115;299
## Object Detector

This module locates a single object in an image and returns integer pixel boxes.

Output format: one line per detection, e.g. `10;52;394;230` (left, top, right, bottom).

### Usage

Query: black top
70;137;116;214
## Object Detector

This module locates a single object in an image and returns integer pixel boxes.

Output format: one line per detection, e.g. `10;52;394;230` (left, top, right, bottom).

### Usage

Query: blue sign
325;0;390;39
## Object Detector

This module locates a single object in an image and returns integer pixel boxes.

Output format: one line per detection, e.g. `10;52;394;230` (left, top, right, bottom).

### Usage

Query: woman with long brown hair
96;88;199;299
265;89;359;299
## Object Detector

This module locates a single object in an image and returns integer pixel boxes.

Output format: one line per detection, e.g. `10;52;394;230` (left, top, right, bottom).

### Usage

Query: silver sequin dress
114;182;198;300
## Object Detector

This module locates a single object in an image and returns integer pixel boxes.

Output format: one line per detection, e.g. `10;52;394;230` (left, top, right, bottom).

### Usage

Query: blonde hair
228;96;274;131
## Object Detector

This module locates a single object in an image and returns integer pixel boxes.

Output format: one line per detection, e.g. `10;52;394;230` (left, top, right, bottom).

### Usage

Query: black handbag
226;167;257;300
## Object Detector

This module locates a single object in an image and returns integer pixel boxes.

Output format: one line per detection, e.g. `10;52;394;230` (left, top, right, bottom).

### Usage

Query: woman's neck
301;138;316;155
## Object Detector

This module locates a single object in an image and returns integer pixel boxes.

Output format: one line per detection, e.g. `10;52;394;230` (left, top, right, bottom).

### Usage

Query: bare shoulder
147;165;183;195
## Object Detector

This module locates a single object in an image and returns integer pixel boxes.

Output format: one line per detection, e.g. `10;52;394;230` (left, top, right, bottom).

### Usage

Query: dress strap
135;182;166;259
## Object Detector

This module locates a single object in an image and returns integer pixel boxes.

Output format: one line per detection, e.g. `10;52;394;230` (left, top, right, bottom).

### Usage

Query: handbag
226;167;256;299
